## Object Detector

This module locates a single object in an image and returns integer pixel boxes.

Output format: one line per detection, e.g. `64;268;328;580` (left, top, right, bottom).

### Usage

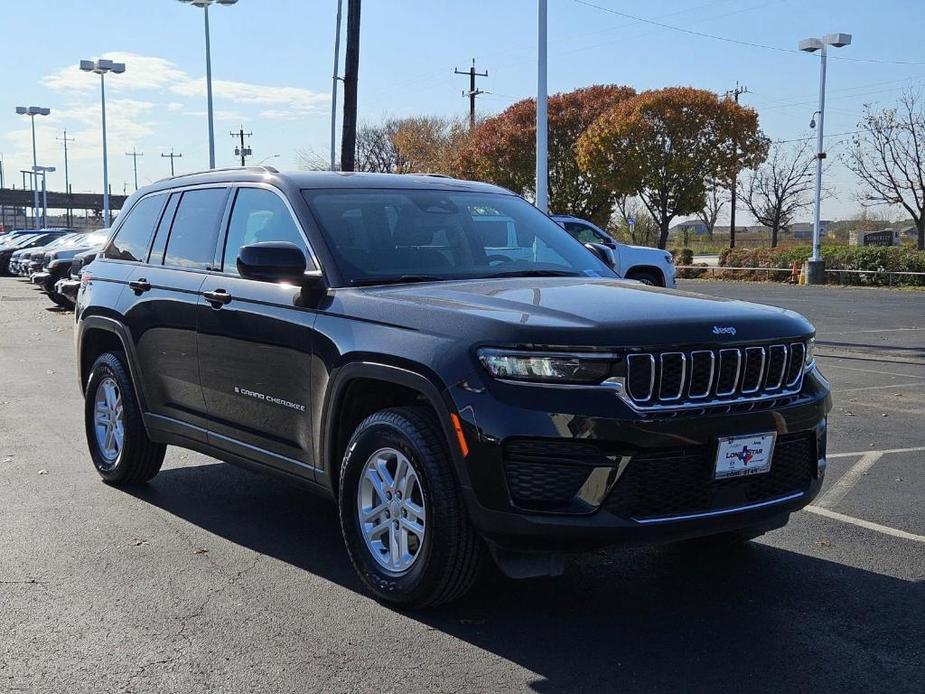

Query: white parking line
816;452;883;508
805;506;925;544
821;363;925;380
834;382;925;393
828;446;925;459
825;327;924;335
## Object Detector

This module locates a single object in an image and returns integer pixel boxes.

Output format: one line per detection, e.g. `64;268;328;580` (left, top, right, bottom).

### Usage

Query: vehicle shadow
131;461;925;694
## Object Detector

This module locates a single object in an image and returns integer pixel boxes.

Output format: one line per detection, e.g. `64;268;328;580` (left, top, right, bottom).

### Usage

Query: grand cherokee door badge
234;386;305;412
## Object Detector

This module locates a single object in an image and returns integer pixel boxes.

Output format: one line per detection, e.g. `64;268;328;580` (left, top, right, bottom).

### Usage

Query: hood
335;277;813;348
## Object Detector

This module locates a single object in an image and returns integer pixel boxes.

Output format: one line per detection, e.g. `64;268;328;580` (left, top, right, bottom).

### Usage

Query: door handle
203;289;232;306
128;278;151;293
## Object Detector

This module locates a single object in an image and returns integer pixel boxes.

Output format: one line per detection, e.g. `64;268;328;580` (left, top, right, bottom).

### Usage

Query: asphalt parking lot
1;277;923;694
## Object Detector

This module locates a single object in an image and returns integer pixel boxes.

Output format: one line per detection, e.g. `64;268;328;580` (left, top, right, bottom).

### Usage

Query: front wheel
628;270;663;286
338;407;483;608
84;351;165;484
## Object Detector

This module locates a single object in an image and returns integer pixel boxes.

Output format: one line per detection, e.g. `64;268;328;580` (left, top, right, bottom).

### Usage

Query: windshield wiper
351;274;446;286
485;269;582;278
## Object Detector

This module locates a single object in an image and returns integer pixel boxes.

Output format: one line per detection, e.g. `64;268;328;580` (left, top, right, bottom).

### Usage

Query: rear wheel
84;351;165;485
338;407;483;608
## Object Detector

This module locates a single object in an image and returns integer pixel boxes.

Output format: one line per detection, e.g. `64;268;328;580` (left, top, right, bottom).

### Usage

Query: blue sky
3;0;924;222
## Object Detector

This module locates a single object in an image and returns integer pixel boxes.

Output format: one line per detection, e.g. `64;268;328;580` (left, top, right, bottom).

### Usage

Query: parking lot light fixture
178;0;239;169
15;106;52;228
80;59;126;227
798;32;851;284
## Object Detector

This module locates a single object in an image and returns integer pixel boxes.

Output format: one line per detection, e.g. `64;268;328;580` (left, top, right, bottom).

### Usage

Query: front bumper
31;271;50;285
55;278;81;299
450;368;831;552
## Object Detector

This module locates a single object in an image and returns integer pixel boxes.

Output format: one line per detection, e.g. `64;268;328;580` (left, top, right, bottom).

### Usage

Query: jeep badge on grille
712;326;737;335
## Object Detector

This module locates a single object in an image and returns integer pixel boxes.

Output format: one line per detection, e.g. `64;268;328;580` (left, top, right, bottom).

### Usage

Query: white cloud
42;51;329;114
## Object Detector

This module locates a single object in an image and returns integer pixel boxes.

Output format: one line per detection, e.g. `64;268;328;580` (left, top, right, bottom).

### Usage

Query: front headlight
477;348;617;384
805;337;815;371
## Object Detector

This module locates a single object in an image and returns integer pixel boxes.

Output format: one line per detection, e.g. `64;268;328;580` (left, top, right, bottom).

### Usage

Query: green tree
577;86;768;249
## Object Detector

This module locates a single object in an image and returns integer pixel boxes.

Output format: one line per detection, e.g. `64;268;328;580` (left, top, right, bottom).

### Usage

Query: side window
563;222;600;245
222;187;309;274
147;193;180;265
163;188;228;271
105;195;165;262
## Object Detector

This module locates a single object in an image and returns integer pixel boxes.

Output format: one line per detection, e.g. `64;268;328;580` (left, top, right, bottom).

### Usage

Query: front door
196;186;319;479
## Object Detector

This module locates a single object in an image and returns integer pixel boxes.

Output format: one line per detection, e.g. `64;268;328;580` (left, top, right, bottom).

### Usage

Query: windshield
303;189;615;285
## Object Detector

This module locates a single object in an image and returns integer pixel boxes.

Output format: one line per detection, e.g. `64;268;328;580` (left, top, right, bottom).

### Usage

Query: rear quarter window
105;196;166;262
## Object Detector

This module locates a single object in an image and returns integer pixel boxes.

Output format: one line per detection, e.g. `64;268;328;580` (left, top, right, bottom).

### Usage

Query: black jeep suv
75;167;831;607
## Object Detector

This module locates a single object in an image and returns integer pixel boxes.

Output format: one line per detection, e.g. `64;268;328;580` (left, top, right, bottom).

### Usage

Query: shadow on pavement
131;461;925;694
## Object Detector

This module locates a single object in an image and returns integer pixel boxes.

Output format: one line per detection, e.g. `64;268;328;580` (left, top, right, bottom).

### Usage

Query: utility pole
725;82;748;248
125;149;144;191
230;127;253;166
161;149;183;176
340;0;361;172
57;130;75;225
454;59;488;128
330;0;344;171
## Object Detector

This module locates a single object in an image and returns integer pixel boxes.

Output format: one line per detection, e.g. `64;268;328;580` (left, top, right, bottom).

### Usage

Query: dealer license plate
714;433;776;479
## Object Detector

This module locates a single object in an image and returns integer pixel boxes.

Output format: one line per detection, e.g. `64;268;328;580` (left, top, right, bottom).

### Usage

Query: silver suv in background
552;214;676;288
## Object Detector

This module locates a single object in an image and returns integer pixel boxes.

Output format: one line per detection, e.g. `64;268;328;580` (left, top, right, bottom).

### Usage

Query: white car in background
552;214;676;288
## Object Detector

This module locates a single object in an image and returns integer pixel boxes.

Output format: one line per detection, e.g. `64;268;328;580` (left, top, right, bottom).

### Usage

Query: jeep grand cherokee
74;168;831;607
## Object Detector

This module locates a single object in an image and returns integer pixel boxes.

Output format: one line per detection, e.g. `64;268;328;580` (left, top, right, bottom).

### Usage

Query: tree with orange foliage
454;85;636;227
578;87;767;249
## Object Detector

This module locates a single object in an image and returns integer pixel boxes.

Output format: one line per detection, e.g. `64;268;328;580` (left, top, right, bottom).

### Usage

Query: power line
454;59;489;128
572;0;925;66
775;130;863;144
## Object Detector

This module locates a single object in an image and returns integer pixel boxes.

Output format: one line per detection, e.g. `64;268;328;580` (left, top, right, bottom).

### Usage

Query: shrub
717;245;925;286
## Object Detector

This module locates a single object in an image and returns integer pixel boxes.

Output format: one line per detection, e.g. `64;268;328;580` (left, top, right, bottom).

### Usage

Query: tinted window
148;193;180;265
222;188;308;274
563;222;604;244
163;188;228;270
106;196;165;262
304;189;614;285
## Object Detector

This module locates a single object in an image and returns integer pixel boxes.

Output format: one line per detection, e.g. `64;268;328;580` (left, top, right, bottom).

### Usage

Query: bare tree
845;90;925;250
743;141;816;247
614;196;659;246
696;181;726;238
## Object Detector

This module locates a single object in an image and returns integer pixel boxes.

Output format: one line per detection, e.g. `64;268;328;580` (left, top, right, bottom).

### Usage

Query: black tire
338;406;484;608
628;270;662;286
84;351;165;485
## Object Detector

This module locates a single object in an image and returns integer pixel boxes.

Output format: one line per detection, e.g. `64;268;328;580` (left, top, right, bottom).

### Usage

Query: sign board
849;229;900;247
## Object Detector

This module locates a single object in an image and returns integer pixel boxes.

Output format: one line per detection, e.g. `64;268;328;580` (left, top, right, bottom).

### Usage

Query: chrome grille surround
622;342;808;412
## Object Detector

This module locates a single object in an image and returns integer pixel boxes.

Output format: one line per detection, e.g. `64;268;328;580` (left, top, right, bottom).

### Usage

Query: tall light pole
15;106;51;228
535;0;548;213
178;0;239;170
798;32;851;285
80;59;126;227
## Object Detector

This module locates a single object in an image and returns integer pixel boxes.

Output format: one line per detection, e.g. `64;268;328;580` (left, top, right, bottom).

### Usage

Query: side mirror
237;241;317;285
585;242;616;269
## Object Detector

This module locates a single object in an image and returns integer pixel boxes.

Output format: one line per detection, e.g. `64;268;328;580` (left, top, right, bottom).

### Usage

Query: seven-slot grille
625;342;806;409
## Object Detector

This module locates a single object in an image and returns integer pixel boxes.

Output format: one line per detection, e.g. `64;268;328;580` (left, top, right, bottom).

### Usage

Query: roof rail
410;172;454;179
164;164;279;181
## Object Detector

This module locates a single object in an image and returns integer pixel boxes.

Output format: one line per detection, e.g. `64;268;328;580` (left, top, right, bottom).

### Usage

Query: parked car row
0;228;111;308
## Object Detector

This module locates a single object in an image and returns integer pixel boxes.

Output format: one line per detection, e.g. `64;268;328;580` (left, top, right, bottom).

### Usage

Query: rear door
118;186;230;436
197;185;319;479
